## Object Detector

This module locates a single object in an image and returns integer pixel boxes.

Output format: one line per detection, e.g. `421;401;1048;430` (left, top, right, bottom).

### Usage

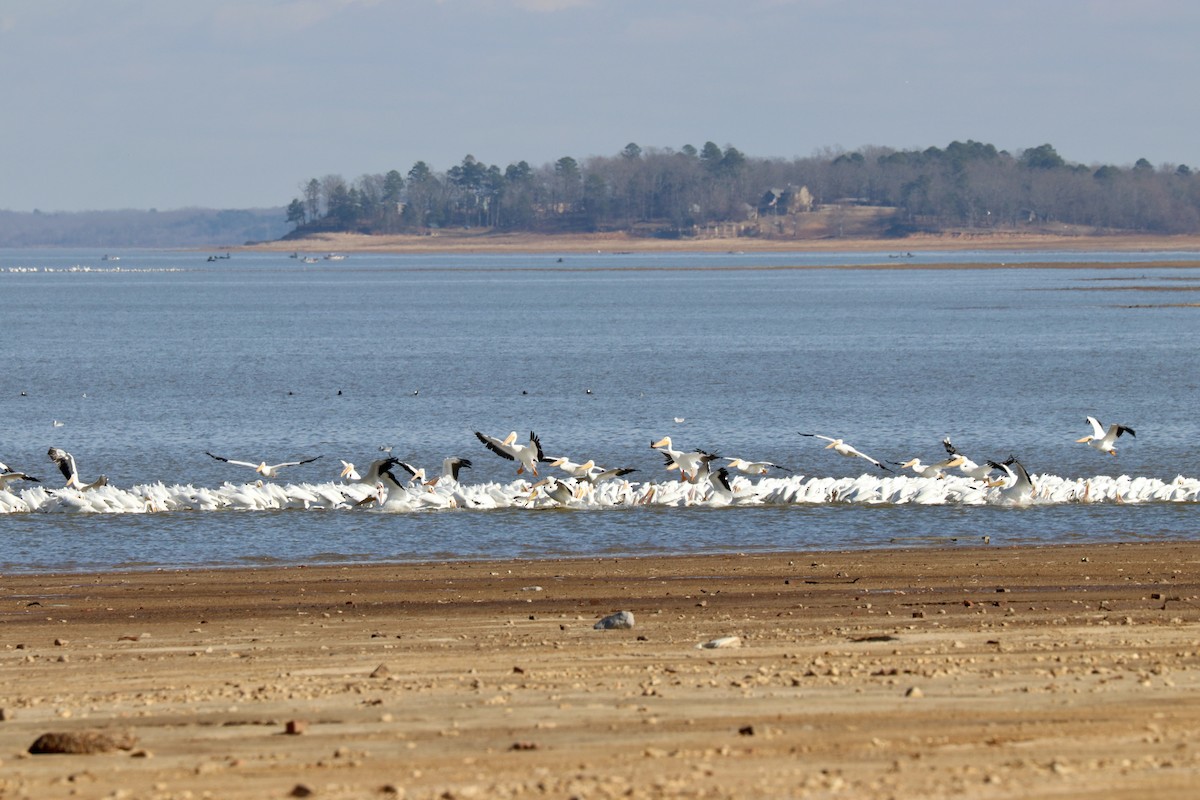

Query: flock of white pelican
0;415;1180;516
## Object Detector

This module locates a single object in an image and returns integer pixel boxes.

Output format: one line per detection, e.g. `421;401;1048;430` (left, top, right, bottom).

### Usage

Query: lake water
2;247;1200;572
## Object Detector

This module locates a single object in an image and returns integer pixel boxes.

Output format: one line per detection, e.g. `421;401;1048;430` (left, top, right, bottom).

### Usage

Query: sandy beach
251;229;1200;257
2;542;1199;798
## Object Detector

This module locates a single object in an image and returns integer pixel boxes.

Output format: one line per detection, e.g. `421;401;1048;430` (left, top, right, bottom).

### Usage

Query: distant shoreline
243;230;1200;255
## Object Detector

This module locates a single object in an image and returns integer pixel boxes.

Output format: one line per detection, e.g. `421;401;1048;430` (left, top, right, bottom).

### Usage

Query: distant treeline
285;140;1200;239
0;207;288;248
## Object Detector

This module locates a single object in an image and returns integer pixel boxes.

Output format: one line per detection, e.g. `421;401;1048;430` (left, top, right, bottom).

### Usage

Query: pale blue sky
2;0;1197;211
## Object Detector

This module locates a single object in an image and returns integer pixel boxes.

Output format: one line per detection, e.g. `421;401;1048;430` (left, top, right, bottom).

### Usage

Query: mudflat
2;542;1199;798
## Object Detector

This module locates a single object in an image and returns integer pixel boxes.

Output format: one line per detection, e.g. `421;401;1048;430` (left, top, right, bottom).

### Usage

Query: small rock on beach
594;610;635;630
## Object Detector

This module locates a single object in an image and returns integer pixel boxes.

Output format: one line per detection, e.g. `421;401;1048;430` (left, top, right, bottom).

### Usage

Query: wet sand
2;542;1199;798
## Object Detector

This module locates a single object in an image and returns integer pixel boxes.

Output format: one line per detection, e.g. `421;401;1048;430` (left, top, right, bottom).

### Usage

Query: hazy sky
2;0;1197;212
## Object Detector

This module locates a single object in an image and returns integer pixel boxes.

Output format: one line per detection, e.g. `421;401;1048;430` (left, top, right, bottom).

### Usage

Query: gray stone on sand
594;610;635;630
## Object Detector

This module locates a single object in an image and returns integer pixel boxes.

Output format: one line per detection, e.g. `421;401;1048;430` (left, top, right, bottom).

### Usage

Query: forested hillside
284;141;1200;240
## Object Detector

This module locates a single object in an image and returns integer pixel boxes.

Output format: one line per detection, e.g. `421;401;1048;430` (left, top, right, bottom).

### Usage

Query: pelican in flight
893;454;965;479
798;433;892;472
475;430;547;476
651;436;718;482
941;437;998;481
1077;416;1135;456
47;447;107;490
547;456;636;484
206;451;322;478
725;457;788;476
0;461;41;489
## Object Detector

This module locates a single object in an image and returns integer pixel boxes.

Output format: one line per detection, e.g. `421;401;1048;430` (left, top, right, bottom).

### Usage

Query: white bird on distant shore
206;451;322;478
475;430;547;476
799;433;892;472
47;447;107;490
1077;416;1135;456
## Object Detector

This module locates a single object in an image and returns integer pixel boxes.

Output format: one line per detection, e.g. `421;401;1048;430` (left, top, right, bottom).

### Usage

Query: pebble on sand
594;610;635;630
698;635;742;649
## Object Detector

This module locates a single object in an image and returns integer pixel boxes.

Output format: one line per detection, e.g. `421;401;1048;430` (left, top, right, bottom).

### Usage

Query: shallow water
2;247;1199;571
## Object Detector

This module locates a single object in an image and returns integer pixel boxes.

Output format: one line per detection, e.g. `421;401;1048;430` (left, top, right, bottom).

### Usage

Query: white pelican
395;461;428;485
0;461;41;489
205;451;322;478
1077;416;1135;456
437;457;472;484
341;456;408;487
725;457;787;476
798;433;892;472
894;454;965;479
547;456;596;480
546;455;636;485
941;437;998;480
396;457;472;487
986;456;1036;504
584;465;637;484
527;476;582;507
651;436;717;482
707;466;735;502
475;431;547;476
47;447;108;490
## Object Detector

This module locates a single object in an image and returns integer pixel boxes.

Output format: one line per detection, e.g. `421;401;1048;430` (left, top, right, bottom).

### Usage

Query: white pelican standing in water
206;451;322;478
1077;416;1135;456
47;447;108;490
798;433;892;472
651;436;718;482
475;431;547;476
0;461;41;489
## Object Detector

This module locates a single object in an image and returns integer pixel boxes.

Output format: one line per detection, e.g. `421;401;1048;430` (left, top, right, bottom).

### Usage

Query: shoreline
244;230;1200;255
3;541;1199;798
